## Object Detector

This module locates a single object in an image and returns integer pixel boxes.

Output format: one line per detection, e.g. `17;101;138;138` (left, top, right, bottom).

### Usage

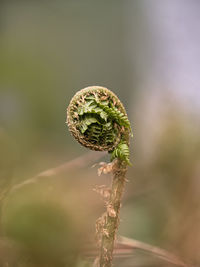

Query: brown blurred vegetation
0;1;200;266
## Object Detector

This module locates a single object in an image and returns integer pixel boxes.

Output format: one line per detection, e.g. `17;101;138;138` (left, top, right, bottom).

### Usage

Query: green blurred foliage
2;183;82;266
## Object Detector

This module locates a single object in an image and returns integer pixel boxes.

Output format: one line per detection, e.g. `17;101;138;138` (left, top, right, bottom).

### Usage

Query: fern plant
67;86;132;163
66;86;132;267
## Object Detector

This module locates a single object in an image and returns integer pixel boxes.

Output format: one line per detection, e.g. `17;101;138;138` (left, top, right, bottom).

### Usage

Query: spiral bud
66;86;131;163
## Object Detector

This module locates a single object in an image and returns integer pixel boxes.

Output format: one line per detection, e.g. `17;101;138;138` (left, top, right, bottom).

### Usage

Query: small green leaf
110;141;130;164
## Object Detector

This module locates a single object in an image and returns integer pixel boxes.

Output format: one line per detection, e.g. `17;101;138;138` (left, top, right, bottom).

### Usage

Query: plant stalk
99;159;128;267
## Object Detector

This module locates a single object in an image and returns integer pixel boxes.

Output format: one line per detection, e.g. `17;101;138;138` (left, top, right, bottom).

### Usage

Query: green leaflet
87;123;102;143
110;141;131;164
84;96;131;130
101;122;116;144
78;117;99;133
77;100;108;122
97;102;131;130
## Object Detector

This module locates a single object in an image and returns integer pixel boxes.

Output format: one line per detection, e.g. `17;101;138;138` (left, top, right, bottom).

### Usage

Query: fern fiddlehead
66;86;132;267
67;86;132;164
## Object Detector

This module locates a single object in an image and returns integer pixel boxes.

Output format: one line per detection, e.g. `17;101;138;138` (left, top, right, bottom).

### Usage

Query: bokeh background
0;1;200;266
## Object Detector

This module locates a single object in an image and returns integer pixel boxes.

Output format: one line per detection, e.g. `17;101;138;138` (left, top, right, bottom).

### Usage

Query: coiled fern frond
66;86;132;163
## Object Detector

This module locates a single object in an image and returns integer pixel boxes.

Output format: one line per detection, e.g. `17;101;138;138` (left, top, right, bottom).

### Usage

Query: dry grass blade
7;151;106;195
118;236;192;267
83;239;191;267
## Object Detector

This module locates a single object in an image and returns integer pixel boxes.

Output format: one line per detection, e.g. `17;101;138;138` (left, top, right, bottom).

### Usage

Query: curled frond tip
66;86;132;163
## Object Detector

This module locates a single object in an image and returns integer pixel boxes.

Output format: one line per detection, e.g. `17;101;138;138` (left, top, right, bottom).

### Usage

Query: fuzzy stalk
99;159;127;267
66;86;132;267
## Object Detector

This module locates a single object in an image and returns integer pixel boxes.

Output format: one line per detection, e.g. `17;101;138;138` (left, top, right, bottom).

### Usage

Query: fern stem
99;159;127;267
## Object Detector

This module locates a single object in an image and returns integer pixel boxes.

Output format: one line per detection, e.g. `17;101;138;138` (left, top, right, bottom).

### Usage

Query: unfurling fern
66;86;133;267
66;86;132;163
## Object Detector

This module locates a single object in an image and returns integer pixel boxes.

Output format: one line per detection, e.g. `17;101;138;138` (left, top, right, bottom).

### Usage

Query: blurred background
0;0;200;266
